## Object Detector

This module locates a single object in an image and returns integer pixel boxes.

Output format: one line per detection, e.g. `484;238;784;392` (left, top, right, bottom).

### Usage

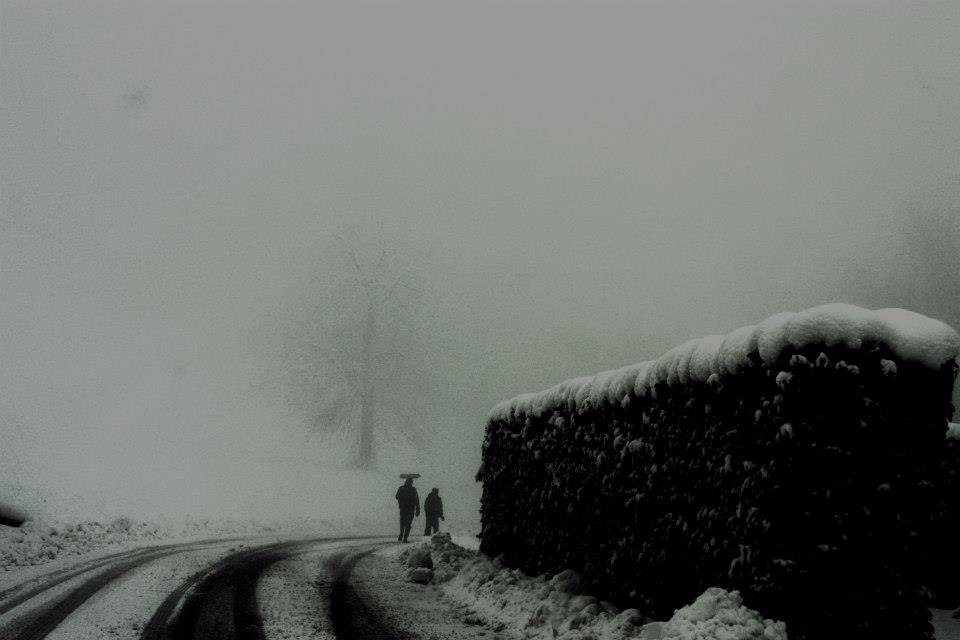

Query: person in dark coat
423;487;444;536
395;477;420;542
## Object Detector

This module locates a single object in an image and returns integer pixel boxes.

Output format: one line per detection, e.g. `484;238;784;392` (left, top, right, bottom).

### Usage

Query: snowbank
0;514;376;572
655;589;787;640
491;304;959;421
406;535;787;640
0;518;168;571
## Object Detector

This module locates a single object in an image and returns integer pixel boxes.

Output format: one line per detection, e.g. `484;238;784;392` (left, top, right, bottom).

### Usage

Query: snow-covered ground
386;533;960;640
0;513;388;593
42;540;254;640
0;451;473;580
432;541;785;640
1;526;958;640
932;609;960;640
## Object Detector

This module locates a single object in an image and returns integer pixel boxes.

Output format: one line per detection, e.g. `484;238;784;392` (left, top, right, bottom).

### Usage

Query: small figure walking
423;487;444;536
395;476;420;543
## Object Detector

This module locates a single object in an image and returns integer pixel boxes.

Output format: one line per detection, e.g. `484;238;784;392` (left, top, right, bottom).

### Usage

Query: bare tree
270;225;428;469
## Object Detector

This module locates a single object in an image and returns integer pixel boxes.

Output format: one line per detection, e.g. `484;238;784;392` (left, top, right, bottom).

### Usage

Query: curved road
0;536;400;640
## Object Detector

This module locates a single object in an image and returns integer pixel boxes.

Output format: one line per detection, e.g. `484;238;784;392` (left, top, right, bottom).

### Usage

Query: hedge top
490;304;960;422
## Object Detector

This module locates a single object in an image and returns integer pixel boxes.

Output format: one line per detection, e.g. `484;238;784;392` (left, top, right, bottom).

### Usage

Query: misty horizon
1;0;958;525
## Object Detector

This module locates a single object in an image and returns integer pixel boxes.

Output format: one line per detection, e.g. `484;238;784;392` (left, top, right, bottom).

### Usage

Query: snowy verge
0;514;386;574
491;304;960;421
448;529;481;551
399;534;787;640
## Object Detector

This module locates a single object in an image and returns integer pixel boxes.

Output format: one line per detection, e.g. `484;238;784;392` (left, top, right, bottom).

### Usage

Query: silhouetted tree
274;225;428;469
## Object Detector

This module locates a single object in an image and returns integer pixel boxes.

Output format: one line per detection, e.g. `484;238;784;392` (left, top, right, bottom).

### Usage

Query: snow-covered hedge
927;422;960;607
479;305;960;640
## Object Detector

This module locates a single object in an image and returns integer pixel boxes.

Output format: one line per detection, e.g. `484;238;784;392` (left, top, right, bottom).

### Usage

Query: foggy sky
2;1;959;523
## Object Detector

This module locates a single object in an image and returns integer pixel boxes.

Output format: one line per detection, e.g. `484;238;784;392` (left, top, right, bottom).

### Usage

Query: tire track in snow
0;547;159;616
0;538;241;617
141;538;383;640
140;542;295;640
0;543;215;640
325;546;403;640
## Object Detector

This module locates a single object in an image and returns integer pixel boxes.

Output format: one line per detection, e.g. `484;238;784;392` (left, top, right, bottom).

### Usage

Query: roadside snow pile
402;535;786;640
449;529;481;551
0;514;360;571
948;423;960;440
399;532;474;584
400;544;435;584
654;589;787;640
0;518;167;570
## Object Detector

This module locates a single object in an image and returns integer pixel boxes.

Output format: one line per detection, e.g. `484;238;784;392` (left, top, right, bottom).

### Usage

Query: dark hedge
927;427;960;609
478;343;958;640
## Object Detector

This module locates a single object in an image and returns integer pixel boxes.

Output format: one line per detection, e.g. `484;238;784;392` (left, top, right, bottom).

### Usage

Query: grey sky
2;0;958;521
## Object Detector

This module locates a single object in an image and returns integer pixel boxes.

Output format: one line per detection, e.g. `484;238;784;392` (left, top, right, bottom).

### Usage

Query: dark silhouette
423;487;444;536
395;478;420;542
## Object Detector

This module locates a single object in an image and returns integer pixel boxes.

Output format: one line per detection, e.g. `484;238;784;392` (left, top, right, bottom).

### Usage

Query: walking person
423;487;444;536
395;477;420;542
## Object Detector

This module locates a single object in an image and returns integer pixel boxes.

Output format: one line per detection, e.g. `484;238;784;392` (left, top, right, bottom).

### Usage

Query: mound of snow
491;304;960;421
0;518;169;570
411;538;787;640
654;588;787;640
449;529;481;551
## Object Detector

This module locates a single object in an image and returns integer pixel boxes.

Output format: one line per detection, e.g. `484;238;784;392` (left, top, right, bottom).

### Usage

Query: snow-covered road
0;536;454;640
5;532;957;640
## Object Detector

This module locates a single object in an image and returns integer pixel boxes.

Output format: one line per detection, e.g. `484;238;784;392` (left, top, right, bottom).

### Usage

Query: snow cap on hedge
491;304;960;421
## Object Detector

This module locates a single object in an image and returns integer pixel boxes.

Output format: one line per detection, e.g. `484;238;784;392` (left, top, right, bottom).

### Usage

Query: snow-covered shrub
478;305;959;640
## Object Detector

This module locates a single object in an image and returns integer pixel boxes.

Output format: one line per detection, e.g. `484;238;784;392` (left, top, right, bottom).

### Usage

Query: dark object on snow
0;502;27;528
405;546;433;569
424;488;444;536
406;567;433;584
0;515;23;528
399;473;421;479
479;338;958;640
395;477;420;542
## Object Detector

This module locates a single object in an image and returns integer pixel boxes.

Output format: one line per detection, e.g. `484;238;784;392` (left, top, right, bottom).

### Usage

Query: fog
1;1;958;527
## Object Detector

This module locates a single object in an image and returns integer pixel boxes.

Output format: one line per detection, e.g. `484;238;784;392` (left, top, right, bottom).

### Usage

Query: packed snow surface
948;423;960;441
491;304;960;421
